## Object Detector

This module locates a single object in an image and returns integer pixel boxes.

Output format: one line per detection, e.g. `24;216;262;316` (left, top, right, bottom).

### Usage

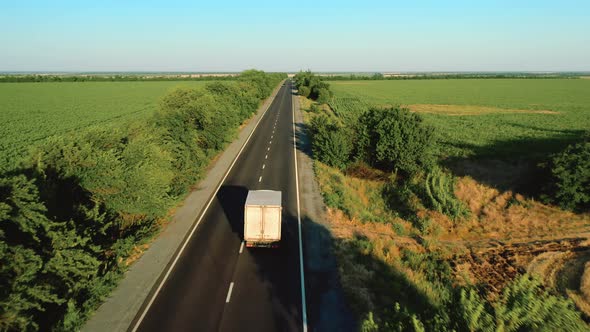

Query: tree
298;85;311;98
356;107;435;175
309;114;352;169
542;140;590;212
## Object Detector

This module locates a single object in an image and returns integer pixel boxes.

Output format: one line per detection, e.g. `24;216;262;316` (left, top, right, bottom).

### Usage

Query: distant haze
1;0;589;72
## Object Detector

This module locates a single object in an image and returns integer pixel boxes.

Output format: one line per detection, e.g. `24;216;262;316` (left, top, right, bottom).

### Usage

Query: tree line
317;72;583;81
0;70;286;331
0;74;240;83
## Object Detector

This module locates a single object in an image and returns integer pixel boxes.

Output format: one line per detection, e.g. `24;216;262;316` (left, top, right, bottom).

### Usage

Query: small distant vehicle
244;190;282;248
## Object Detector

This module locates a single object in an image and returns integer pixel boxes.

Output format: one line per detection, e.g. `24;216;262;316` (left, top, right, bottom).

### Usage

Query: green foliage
360;312;379;332
0;81;210;171
32;125;174;217
315;87;332;104
423;168;470;220
238;69;285;100
542;139;590;212
294;70;333;103
329;96;370;126
298;85;311;98
0;70;284;331
315;162;392;223
308;114;352;170
456;288;495;332
329;79;590;159
493;275;587;332
356;106;436;176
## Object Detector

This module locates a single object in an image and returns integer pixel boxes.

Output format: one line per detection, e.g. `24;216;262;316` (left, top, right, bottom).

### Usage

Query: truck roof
245;190;282;206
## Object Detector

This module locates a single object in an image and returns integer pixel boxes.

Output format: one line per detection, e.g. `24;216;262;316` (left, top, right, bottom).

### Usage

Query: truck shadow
216;184;248;238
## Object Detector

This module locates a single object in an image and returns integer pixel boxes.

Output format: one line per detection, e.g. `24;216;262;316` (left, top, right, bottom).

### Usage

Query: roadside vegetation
0;73;238;83
0;80;213;170
295;71;590;330
0;70;285;331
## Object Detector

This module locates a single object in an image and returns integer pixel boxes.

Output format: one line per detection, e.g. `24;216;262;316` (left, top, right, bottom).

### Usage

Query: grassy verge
299;93;590;331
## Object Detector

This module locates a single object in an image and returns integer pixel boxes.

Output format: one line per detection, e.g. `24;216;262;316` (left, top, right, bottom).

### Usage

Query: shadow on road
216;184;248;238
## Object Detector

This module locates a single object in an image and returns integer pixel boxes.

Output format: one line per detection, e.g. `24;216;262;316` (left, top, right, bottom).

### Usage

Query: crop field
329;79;590;159
0;81;208;169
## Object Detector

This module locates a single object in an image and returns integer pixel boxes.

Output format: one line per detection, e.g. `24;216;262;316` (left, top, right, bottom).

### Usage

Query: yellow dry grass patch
123;243;150;266
527;251;572;286
405;104;559;116
453;176;590;241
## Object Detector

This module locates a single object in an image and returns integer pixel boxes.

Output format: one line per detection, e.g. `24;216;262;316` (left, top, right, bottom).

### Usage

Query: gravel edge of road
292;91;357;332
82;81;285;332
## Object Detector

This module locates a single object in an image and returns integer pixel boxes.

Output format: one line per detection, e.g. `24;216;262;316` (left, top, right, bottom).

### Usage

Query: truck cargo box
244;190;282;247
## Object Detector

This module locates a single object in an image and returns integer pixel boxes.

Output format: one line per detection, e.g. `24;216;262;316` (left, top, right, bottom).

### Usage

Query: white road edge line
130;81;282;332
239;241;244;254
292;86;308;332
225;282;235;303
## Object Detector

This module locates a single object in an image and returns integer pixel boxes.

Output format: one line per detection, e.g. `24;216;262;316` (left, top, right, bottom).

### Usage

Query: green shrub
493;275;587;332
356;107;436;176
422;168;469;220
298;85;311;98
309;114;352;170
542;140;590;212
309;103;320;114
315;87;332;104
294;70;333;102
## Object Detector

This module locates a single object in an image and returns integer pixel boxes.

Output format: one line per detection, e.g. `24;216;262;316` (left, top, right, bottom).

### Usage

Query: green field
0;81;208;168
329;79;590;159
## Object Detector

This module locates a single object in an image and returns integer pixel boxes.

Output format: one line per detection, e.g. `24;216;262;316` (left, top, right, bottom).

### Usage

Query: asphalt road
133;82;304;332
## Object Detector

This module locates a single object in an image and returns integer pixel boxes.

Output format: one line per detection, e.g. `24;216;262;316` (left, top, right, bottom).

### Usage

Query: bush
309;114;352;170
356;107;436;176
542;140;590;212
315;87;332;104
422;168;469;220
294;70;333;103
298;85;311;98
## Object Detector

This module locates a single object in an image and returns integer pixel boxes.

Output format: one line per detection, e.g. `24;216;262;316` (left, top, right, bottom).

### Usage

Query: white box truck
244;190;282;248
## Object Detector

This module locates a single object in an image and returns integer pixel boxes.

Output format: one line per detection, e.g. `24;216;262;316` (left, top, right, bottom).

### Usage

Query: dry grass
581;262;590;300
405;104;559;116
453;176;590;242
527;251;571;287
123;243;150;266
322;161;590;301
566;290;590;318
558;253;590;318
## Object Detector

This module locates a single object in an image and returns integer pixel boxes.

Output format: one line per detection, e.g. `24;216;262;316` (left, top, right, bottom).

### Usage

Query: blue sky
1;0;589;72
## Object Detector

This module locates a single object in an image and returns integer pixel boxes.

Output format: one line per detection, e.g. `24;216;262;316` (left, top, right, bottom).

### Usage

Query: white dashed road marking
226;282;234;303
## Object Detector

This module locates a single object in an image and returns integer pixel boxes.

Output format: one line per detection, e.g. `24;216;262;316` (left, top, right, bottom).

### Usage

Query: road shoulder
292;91;356;331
